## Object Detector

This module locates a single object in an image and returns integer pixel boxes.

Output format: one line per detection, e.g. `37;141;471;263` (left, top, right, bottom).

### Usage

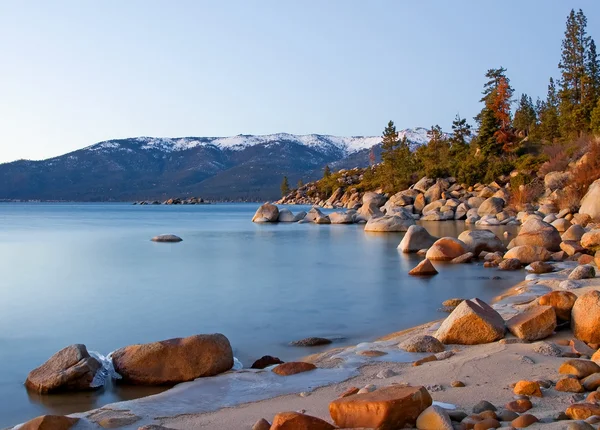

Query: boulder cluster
133;197;208;205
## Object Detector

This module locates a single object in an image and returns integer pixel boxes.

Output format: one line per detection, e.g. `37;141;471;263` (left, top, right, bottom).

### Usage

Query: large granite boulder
562;224;587;242
329;385;432;429
362;191;387;207
356;202;383;221
580;179;600;220
19;415;79;430
581;230;600;252
509;218;562;251
111;334;233;385
458;229;506;254
504;245;552;264
398;225;437;253
538;291;577;321
304;207;326;222
277;209;296;222
435;298;505;344
414;177;434;193
252;203;279;223
364;215;415;232
424;183;443;203
477;197;505;216
572;291;600;344
329;212;354;224
25;344;101;394
425;237;467;261
506;306;557;341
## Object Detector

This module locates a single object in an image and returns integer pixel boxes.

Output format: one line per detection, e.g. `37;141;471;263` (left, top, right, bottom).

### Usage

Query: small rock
499;258;522;271
272;362;316;376
413;355;437;366
451;380;465;387
472;400;497;413
399;335;445;353
151;234;182;242
569;265;596;280
416;405;453;430
339;387;359;398
556;376;585;393
473;418;500;429
511;413;539;428
376;368;396;379
290;337;332;347
270;412;335;430
527;261;554;274
408;258;438;276
251;355;283;369
566;403;600;420
559;359;600;378
567;421;595;430
497;410;519;421
560;280;582;290
435;350;455;360
533;341;562;357
252;419;271;430
582;373;600;391
513;380;542;397
505;399;533;413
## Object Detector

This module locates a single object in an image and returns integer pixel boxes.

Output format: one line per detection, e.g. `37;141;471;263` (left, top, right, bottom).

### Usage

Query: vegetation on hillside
282;8;600;210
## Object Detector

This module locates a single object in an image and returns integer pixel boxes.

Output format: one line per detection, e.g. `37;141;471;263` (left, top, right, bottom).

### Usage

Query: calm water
0;203;523;426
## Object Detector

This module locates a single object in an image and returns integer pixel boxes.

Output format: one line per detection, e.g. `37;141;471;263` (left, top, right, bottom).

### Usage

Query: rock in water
290;337;332;347
579;178;600;220
111;334;233;385
425;237;467;261
509;218;562;251
329;385;432;429
506;306;557;341
251;355;283;369
408;259;438;276
25;344;101;393
19;415;79;430
572;291;600;344
538;291;577;321
504;245;551;264
435;298;505;344
398;225;437;253
329;212;354;224
277;209;296;222
151;234;182;242
252;203;279;223
271;362;316;376
458;229;505;254
364;215;415;232
270;412;335;430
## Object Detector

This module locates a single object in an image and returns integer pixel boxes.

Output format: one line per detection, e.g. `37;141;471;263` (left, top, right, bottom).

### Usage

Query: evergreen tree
513;94;537;136
537;78;561;142
280;176;290;196
558;9;592;136
449;114;472;150
297;179;304;188
416;125;450;178
323;165;331;179
380;120;400;190
583;39;600;125
592;99;600;133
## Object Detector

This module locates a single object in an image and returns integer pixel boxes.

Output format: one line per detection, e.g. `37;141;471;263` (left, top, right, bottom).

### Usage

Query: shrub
509;178;544;210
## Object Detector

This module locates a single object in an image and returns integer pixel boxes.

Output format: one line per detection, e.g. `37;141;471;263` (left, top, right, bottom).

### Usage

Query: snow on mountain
85;128;435;156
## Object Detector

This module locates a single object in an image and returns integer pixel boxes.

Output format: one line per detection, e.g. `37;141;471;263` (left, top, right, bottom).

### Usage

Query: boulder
477;197;505;216
414;177;434;193
111;334;233;385
566;403;600;420
569;265;596;280
561;240;586;256
424;182;443;203
499;258;522;270
513;380;542;397
572;291;600;343
270;412;335;430
538;291;577;321
581;230;600;252
252;203;279;222
151;234;183;242
559;359;600;378
555;376;585;393
329;212;354;224
468;197;485;208
422;200;445;215
25;344;101;394
293;211;307;222
425;237;467;261
398;225;437;253
458;229;506;254
314;215;331;224
329;385;432;429
416;405;453;430
304;207;326;222
527;261;554;274
580;179;600;220
399;335;445;353
19;416;79;430
435;298;506;344
552;218;572;232
408;259;438;276
545;171;572;191
278;209;296;222
509;218;562;251
362;191;387;207
414;194;426;213
356;202;383;221
506;306;557;341
582;373;600;391
454;203;470;220
451;252;474;264
272;362;316;376
504;245;551;264
251;355;283;369
364;215;415;232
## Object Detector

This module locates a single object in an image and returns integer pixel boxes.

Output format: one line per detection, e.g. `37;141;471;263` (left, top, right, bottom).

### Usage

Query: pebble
497;410;519;421
586;415;600;424
472;400;497;413
299;391;310;397
519;355;535;364
451;380;465;387
426;384;444;392
511;413;539;427
252;418;271;430
357;384;376;394
339;387;359;398
435;350;455;360
568;421;595;430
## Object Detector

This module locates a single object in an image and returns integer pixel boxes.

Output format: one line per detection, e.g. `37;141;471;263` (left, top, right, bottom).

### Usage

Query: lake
0;203;523;426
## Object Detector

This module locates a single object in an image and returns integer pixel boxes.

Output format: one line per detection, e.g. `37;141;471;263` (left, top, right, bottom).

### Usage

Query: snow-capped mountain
0;128;434;201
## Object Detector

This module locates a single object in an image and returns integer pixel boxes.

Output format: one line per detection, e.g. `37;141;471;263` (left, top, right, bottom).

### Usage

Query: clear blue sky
0;1;598;163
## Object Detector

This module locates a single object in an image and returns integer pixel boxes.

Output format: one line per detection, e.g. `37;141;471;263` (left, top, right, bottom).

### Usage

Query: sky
0;1;599;163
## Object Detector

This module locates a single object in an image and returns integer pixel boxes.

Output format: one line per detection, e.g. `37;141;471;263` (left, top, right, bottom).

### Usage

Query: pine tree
538;78;561;142
323;165;331;179
513;94;537;136
592;99;600;133
280;176;290;196
297;179;304;188
583;39;600;126
558;9;592;136
416;125;450;178
380;120;400;190
449;114;472;150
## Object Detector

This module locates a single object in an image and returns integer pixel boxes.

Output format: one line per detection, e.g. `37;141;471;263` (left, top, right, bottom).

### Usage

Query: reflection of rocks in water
26;380;166;418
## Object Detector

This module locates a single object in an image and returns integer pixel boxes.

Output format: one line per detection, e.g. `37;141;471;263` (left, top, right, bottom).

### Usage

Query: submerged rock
151;234;182;242
25;344;101;394
111;333;233;385
290;337;332;347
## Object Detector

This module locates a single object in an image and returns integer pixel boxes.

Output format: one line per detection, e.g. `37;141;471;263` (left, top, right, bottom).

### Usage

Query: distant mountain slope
0;128;434;201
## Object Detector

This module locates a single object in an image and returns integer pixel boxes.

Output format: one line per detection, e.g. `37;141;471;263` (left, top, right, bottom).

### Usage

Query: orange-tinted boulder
270;412;335;430
408;259;438;276
572;291;600;344
20;416;79;430
425;237;467;261
272;362;316;376
435;298;505;345
506;306;556;341
555;377;584;393
111;334;233;385
329;385;432;429
566;403;600;420
538;291;577;321
513;380;542;397
559;359;600;378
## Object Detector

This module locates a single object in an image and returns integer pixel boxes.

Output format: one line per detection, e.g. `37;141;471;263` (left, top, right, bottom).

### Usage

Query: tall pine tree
380;120;400;191
537;78;561;142
475;68;513;155
513;94;537;136
280;176;290;196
